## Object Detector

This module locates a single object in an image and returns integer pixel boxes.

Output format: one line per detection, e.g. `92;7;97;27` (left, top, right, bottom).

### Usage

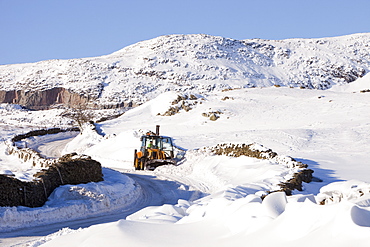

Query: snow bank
81;130;142;169
36;185;370;247
262;191;287;218
27;228;82;247
0;168;139;232
62;123;104;155
0;142;43;181
330;72;370;92
155;144;303;194
316;180;370;205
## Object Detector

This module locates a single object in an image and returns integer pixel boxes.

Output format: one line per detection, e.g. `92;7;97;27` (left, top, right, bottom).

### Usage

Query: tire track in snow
124;170;206;206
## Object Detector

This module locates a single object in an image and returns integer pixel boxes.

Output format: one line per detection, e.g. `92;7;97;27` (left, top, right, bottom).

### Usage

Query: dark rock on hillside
0;87;91;110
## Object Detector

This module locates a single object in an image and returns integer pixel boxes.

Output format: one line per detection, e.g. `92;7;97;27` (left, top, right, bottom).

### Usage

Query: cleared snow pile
202;142;313;195
62;122;104;155
262;191;287;218
73;130;142;169
0;168;139;232
155;142;312;199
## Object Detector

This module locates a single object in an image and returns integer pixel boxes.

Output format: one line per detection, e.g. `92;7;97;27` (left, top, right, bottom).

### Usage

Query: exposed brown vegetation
159;94;200;116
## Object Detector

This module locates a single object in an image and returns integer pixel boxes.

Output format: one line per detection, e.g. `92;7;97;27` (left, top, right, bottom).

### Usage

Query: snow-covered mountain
1;33;370;109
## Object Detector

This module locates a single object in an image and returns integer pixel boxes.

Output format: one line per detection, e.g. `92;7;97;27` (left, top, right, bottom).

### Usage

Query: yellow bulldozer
134;125;176;170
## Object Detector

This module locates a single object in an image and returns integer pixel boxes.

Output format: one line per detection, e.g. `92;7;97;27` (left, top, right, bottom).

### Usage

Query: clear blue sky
1;0;369;65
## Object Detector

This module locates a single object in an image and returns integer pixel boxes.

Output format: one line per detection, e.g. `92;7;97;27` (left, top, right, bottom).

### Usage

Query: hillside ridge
1;33;369;109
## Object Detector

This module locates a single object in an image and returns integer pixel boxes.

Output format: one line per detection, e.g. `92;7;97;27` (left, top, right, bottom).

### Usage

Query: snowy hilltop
0;33;370;108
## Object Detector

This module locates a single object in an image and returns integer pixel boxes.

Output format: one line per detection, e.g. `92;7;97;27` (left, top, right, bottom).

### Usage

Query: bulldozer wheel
134;151;139;170
134;158;139;170
134;158;145;170
139;158;146;170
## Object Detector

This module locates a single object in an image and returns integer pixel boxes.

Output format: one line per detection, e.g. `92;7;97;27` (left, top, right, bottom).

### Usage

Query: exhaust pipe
156;125;160;136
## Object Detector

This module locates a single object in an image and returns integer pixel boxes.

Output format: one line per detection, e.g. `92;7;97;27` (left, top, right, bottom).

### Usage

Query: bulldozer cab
134;125;176;170
141;135;174;158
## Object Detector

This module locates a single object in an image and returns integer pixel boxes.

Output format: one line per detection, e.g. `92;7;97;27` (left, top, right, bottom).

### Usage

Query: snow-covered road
0;168;206;247
37;138;76;159
125;172;206;206
24;131;79;159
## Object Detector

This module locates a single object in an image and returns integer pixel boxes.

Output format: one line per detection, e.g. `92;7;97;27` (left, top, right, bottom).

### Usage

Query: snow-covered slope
0;33;369;108
1;77;370;246
4;81;368;247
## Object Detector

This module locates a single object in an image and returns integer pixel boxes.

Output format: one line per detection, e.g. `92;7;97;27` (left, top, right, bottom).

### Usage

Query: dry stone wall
206;143;314;196
1;127;104;207
0;153;103;207
7;127;79;167
11;127;79;143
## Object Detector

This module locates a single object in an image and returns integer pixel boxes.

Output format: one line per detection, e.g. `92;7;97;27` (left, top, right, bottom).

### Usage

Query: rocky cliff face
0;88;90;110
0;87;133;109
0;33;369;109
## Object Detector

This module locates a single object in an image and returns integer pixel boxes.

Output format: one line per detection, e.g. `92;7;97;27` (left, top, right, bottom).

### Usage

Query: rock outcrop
0;87;90;110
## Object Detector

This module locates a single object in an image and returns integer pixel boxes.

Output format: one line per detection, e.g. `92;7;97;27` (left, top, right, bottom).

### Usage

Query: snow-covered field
1;75;370;246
